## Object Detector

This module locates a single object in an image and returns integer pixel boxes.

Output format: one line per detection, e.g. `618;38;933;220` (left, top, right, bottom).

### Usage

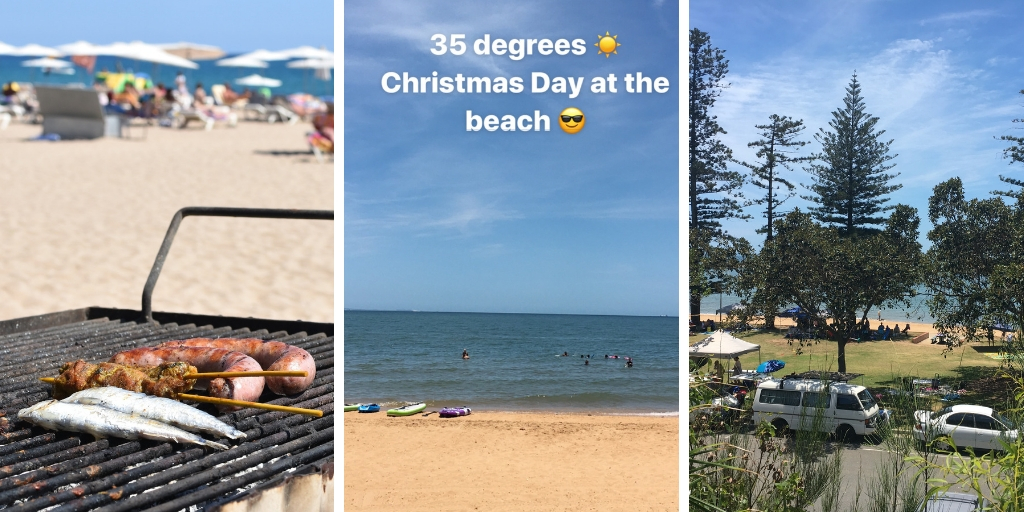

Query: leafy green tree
804;74;901;236
926;178;1024;357
764;207;921;373
689;28;747;323
735;114;813;242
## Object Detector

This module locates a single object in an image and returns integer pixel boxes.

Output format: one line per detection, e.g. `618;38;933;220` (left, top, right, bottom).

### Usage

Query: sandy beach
698;314;938;336
0;119;332;323
344;411;679;511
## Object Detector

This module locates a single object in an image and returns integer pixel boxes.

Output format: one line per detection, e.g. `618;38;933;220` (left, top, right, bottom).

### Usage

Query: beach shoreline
344;410;679;511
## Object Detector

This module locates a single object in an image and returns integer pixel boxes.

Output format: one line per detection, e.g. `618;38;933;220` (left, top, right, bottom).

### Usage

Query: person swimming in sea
462;349;469;360
562;351;569;357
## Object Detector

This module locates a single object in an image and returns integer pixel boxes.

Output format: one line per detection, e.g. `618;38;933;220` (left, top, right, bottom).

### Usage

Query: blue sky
692;1;1024;246
0;1;333;54
344;1;679;317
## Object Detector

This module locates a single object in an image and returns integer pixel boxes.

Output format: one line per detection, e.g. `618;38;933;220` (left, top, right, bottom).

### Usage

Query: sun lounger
35;86;110;139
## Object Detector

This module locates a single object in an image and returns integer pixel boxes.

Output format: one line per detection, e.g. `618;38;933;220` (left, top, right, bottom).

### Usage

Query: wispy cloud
919;10;997;25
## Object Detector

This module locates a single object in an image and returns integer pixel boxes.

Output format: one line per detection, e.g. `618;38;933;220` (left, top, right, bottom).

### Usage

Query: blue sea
344;310;680;414
701;289;936;323
0;55;333;97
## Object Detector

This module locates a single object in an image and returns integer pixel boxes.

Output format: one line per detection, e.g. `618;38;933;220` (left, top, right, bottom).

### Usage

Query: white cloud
919;10;997;25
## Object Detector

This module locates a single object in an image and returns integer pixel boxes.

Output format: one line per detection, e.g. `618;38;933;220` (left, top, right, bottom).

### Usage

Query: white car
913;404;1019;452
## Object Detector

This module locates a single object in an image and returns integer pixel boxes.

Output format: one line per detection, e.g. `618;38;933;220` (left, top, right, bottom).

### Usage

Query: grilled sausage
110;347;265;407
157;338;316;395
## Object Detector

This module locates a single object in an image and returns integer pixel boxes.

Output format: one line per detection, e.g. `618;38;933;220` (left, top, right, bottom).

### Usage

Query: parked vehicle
913;404;1018;453
751;378;885;439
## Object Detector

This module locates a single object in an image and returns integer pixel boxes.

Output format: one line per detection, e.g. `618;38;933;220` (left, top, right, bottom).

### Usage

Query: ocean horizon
344;310;680;414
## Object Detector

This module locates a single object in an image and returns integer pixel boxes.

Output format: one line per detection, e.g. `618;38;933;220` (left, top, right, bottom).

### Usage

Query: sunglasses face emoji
558;107;585;134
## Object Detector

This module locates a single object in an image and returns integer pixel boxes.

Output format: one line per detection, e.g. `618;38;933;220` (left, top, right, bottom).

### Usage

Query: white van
751;379;884;438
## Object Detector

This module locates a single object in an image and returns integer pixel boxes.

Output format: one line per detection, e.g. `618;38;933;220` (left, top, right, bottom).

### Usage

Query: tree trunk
837;336;847;374
765;314;776;330
690;293;701;326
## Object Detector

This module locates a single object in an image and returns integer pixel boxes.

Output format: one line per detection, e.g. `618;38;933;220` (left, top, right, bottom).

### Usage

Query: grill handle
142;206;334;321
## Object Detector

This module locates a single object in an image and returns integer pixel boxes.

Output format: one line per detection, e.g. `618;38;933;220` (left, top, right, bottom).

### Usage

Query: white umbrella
235;74;282;87
233;49;290;62
56;40;104;55
20;57;73;69
155;42;225;61
216;56;269;68
286;58;334;69
117;41;199;69
10;44;63;57
279;46;333;60
0;41;17;55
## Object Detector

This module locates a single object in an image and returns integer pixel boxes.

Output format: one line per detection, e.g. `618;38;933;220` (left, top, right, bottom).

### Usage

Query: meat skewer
157;338;316;395
18;400;229;450
51;360;197;399
110;347;266;405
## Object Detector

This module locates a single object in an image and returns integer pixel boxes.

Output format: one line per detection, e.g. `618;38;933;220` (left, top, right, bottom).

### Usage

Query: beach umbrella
233;49;290;62
715;303;744;315
278;46;334;60
992;322;1015;332
777;306;801;318
20;57;73;69
156;42;225;61
56;40;104;55
10;44;63;57
286;58;334;69
216;56;269;68
756;360;785;373
0;41;17;55
235;74;282;87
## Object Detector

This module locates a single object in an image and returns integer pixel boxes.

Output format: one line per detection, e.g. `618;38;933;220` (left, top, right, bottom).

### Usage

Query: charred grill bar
0;207;334;511
0;308;334;511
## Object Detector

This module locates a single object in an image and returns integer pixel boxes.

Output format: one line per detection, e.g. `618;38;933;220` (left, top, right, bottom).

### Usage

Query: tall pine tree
804;74;900;236
689;28;745;323
689;28;744;234
735;114;812;241
995;89;1024;200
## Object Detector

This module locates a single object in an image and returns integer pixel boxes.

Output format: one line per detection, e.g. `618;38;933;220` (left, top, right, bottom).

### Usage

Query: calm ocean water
0;55;333;97
344;311;679;414
701;289;936;323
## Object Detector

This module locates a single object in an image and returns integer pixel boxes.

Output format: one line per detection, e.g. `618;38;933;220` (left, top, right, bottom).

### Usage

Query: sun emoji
595;32;620;58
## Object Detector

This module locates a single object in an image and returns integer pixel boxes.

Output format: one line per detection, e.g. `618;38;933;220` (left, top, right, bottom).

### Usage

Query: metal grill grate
0;308;333;511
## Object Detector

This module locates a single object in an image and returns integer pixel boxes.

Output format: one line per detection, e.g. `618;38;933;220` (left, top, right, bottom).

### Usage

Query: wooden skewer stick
42;370;307;382
38;378;323;417
177;394;323;417
188;371;308;379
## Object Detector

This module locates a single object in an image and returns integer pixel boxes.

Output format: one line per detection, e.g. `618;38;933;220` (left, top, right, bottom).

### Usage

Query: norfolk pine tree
736;114;812;242
804;74;901;236
689;28;746;323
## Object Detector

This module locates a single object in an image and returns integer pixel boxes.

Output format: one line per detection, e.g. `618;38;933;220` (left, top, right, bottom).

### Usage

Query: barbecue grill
0;207;334;511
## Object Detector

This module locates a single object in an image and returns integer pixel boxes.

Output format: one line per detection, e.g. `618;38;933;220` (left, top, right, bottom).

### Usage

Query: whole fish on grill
61;387;246;440
18;400;229;450
51;360;196;399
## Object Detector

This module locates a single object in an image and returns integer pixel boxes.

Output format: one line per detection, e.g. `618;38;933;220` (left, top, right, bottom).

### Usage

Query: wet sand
0;120;333;323
344;411;679;511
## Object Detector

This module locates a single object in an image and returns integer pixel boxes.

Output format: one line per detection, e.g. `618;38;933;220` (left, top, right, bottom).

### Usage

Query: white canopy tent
688;330;761;360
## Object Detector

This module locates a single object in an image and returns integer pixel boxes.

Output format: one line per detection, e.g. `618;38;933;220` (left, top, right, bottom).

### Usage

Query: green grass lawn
691;329;1004;390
